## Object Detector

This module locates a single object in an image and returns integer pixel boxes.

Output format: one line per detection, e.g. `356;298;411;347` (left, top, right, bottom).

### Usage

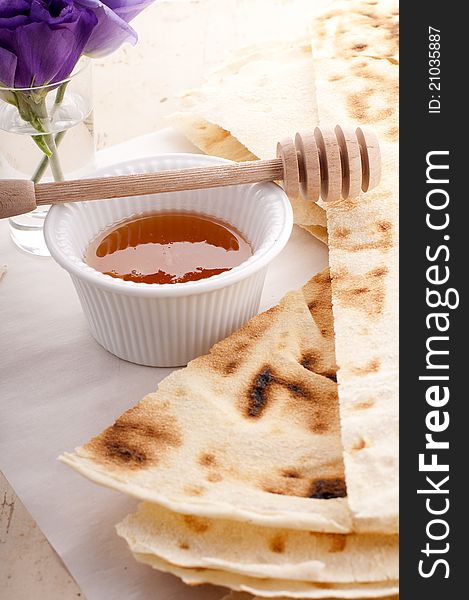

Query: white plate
0;128;327;600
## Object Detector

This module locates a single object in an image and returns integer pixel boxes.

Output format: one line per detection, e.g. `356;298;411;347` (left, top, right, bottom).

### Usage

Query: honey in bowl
85;212;252;284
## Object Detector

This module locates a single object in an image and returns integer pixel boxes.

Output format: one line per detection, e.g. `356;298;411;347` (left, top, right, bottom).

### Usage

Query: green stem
33;98;65;182
31;81;70;183
32;131;66;183
53;81;69;113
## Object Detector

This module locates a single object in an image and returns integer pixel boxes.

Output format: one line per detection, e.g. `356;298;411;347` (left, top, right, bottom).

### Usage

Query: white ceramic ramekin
45;154;293;367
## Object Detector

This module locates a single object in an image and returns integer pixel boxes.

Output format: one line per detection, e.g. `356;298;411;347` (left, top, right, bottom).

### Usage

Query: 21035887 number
428;27;441;113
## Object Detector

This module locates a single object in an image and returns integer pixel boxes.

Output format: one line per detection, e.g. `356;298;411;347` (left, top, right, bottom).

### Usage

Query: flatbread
168;113;257;163
313;54;398;144
175;41;317;161
312;0;399;62
324;145;399;533
300;225;328;246
220;594;398;600
117;502;398;583
132;552;399;599
62;271;356;533
168;41;328;238
311;1;399;532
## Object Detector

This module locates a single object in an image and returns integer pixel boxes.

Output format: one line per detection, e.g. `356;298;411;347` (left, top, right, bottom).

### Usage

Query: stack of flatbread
61;0;399;598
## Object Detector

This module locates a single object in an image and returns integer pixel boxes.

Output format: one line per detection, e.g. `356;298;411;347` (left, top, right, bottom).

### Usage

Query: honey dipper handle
0;179;37;219
35;159;285;207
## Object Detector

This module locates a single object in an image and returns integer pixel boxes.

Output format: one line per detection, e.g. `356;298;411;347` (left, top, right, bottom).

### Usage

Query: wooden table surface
0;1;328;597
0;472;83;600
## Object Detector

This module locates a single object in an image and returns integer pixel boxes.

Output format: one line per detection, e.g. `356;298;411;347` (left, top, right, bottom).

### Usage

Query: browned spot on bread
316;583;339;590
179;542;190;550
284;375;338;435
301;352;336;382
346;92;369;122
242;362;340;439
309;478;347;499
371;266;389;277
304;270;336;346
184;484;205;497
333;266;388;318
198;452;217;467
347;87;396;124
269;534;286;554
305;379;339;434
233;340;249;352
223;360;239;375
386;125;399;141
352;43;368;51
327;534;347;553
315;269;332;285
333;227;351;240
264;461;345;499
351;437;368;452
287;382;309;397
301;351;321;372
262;485;287;496
205;306;278;376
281;468;303;479
206;472;223;483
330;219;393;252
328;74;343;82
246;367;274;418
352;358;381;375
352;398;375;410
183;515;210;534
244;367;315;418
87;402;182;469
377;220;393;232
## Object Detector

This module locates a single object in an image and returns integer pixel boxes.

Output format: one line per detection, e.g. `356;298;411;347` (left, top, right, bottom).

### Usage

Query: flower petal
0;15;30;28
100;1;155;23
76;1;138;57
0;1;31;19
13;23;76;87
0;46;17;88
1;13;97;88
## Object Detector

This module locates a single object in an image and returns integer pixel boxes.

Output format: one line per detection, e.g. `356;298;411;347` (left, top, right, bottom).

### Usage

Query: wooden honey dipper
0;125;380;220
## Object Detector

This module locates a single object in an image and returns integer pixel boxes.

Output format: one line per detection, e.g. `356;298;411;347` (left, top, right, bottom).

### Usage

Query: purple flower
77;1;154;57
0;0;154;89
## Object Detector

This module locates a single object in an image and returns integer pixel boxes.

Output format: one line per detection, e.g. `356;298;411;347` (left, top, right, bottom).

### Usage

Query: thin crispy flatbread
62;271;357;533
132;552;399;598
168;41;327;238
220;594;398;600
312;1;399;532
168;113;257;162
312;0;399;62
175;42;317;161
313;54;398;144
117;502;398;583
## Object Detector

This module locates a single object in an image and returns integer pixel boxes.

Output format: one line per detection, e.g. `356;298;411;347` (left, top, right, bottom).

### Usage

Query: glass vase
0;58;95;256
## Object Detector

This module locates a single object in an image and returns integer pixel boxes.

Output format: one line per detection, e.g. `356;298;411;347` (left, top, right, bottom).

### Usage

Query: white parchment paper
0;130;328;600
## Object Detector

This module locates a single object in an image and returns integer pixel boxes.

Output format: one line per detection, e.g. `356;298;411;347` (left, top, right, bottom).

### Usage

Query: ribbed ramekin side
68;268;267;367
